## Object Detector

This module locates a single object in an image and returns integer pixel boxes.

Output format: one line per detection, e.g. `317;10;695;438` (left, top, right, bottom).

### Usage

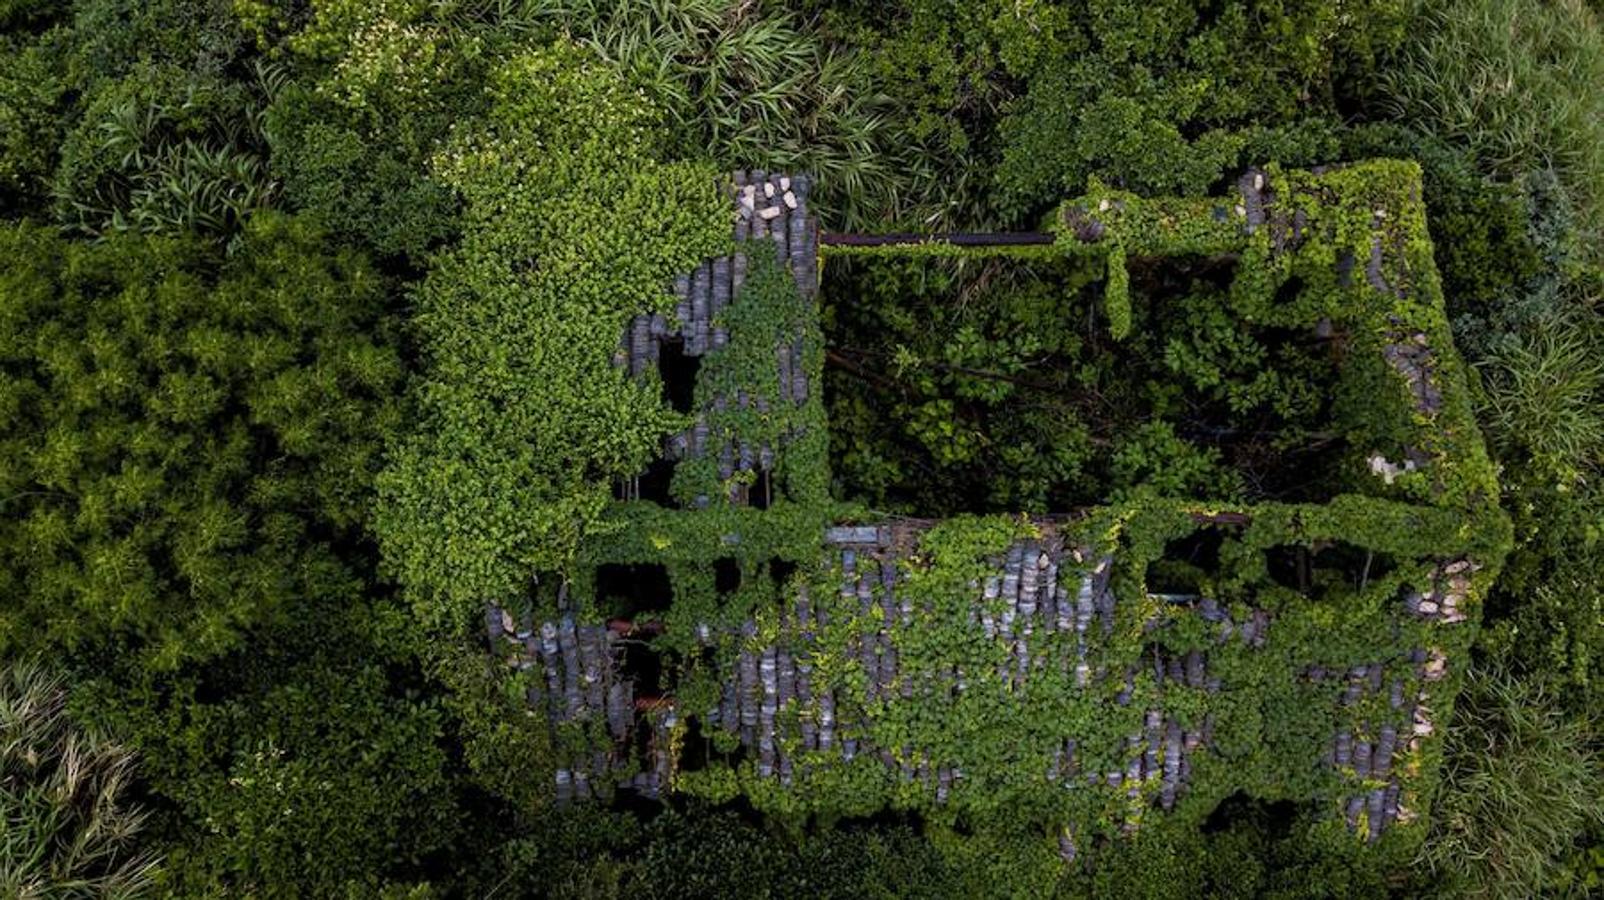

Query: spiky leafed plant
0;661;159;899
457;0;927;229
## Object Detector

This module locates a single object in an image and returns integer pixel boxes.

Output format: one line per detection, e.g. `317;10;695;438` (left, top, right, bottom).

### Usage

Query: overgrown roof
491;161;1510;866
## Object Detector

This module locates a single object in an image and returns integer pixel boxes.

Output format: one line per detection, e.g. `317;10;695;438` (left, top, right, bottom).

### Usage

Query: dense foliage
376;41;729;621
0;214;400;667
1;0;1601;896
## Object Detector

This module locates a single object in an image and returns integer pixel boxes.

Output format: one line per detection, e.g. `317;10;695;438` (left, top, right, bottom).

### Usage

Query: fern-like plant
52;61;285;241
0;661;159;899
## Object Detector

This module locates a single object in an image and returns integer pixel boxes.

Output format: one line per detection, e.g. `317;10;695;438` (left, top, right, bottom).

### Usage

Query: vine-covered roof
493;161;1511;867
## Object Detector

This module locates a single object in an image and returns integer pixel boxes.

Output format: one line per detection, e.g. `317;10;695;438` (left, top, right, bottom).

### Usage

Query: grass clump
1476;319;1604;484
1;661;160;898
1374;0;1604;261
1424;662;1604;899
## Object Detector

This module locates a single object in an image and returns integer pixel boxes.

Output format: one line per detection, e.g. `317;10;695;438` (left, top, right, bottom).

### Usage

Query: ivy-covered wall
495;160;1509;880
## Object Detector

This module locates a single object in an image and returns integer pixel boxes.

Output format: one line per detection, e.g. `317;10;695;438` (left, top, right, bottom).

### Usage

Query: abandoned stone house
488;163;1503;858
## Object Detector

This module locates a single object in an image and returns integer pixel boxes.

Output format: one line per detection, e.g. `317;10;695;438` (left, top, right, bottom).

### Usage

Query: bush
51;62;280;239
265;0;486;260
66;0;253;80
993;0;1408;218
631;811;961;900
376;40;727;619
478;0;908;231
1;659;160;897
0;31;69;214
86;646;457;897
0;213;403;667
1476;320;1604;485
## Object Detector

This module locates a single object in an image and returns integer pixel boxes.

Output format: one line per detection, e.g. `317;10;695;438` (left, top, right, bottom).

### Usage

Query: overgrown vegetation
1;0;1600;896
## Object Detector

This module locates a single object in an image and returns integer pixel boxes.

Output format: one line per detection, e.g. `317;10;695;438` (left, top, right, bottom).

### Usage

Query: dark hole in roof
620;638;663;699
1267;542;1396;599
1167;528;1225;572
749;468;774;509
639;456;677;506
674;712;712;774
1265;544;1310;593
769;557;798;591
596;563;673;617
1202;790;1301;835
618;455;679;506
1274;274;1305;306
1147;527;1228;594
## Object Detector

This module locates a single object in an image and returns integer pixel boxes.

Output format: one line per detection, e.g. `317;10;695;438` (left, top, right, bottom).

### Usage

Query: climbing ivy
590;160;1511;876
375;41;730;632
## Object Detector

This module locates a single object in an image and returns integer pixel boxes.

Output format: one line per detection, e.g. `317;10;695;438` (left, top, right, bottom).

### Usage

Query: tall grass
1425;663;1604;899
1373;0;1604;259
1476;319;1604;481
1;661;160;898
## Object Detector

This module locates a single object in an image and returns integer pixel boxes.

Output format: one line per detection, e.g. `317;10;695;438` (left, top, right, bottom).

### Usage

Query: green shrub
266;83;462;260
466;806;638;899
1075;799;1424;899
479;0;908;230
993;0;1408;218
0;213;403;667
780;823;962;900
86;648;456;897
265;0;486;260
1;659;161;897
821;252;1344;515
1476;320;1604;485
67;0;253;80
628;811;962;900
1424;662;1604;899
0;31;69;214
376;40;728;621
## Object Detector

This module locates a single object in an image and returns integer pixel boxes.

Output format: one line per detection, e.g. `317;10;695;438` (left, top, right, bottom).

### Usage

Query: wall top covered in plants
492;160;1510;869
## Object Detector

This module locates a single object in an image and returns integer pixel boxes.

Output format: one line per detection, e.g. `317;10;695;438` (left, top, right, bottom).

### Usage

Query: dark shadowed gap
619;455;678;506
1145;527;1228;594
596;563;673;617
768;557;798;590
674;713;711;774
749;468;774;509
659;337;701;413
1265;545;1311;593
1274;274;1306;306
715;557;742;595
619;638;663;699
1202;790;1301;835
1268;542;1397;597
